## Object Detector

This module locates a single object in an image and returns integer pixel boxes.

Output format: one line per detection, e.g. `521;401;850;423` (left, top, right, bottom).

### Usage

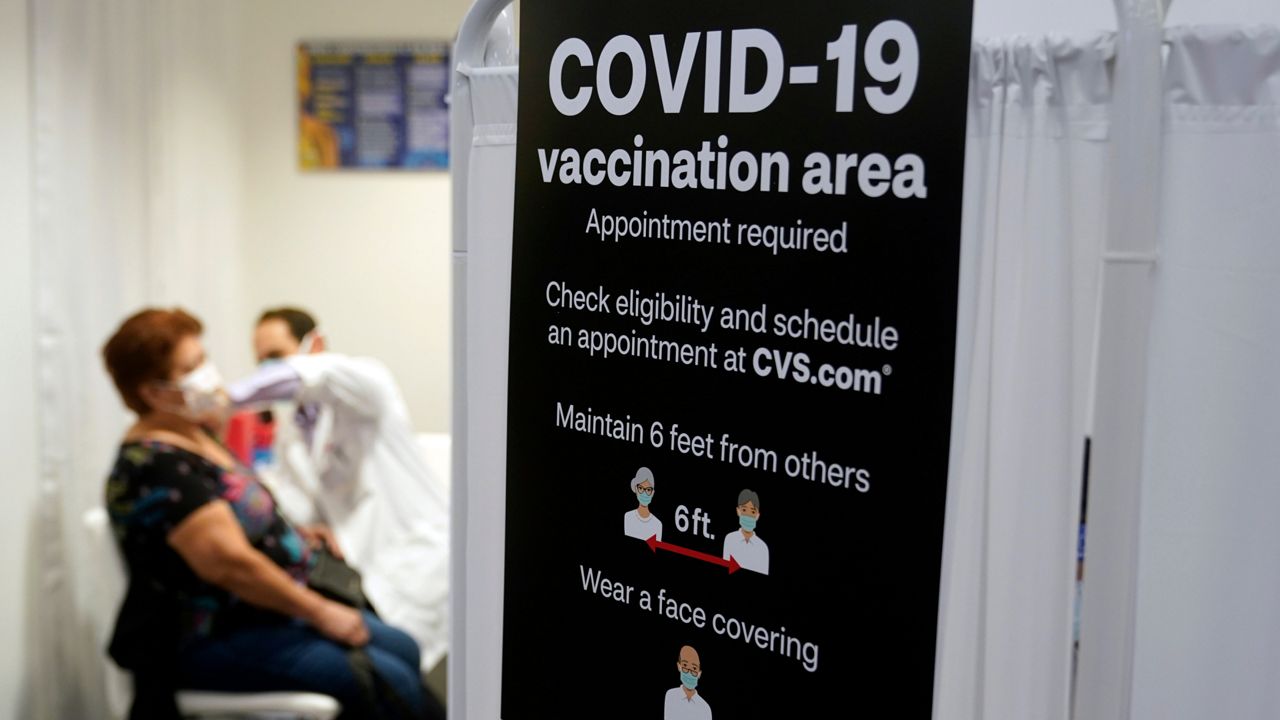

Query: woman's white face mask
172;361;225;419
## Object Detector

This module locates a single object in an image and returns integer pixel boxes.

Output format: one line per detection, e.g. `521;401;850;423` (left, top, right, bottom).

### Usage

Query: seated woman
102;307;438;720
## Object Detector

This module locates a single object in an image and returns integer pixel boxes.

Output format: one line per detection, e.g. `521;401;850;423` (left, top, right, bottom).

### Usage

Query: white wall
0;0;39;716
237;0;474;433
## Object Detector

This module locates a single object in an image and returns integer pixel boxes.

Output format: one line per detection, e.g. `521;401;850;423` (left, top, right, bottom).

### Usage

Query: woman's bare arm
168;500;368;646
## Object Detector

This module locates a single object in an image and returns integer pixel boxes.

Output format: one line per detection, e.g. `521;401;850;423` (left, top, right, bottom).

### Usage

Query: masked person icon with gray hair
623;466;663;542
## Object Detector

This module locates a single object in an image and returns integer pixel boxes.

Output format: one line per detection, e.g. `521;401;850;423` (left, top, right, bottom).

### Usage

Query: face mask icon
680;670;699;690
668;647;708;715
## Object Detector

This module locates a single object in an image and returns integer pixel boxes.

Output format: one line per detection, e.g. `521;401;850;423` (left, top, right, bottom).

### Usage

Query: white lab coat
261;353;449;671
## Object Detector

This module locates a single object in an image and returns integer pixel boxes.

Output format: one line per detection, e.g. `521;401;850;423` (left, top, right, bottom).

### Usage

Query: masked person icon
722;489;769;575
623;466;663;542
664;645;712;720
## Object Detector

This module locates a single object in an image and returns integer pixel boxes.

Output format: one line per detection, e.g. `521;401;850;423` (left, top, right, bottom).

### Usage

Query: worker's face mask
680;671;699;690
637;487;654;506
298;331;320;355
174;361;225;419
738;514;758;532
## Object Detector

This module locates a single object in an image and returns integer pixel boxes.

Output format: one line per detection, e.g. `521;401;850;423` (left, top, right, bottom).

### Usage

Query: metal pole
1073;1;1168;718
448;2;516;718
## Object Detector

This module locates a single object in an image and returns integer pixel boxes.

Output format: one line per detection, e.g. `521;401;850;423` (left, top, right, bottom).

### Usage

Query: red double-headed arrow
646;535;741;574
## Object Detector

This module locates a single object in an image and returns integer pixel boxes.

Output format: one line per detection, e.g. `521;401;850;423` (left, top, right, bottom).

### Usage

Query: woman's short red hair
103;308;203;414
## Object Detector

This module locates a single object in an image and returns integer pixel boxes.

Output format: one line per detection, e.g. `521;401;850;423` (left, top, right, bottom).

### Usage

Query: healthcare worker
227;307;448;673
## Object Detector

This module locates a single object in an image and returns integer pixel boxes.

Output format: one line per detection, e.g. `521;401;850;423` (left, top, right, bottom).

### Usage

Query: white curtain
936;34;1112;720
941;24;1280;720
30;2;247;717
1130;25;1280;720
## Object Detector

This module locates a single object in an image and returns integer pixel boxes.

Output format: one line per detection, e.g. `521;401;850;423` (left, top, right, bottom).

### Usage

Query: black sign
503;1;972;717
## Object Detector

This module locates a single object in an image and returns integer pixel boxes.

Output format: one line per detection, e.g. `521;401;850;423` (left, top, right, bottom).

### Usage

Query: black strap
308;548;370;610
347;647;422;720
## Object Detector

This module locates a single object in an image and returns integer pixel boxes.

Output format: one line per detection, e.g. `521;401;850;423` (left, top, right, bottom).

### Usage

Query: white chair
83;507;342;720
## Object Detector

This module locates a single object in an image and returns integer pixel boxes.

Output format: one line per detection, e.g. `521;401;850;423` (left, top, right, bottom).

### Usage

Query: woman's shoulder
106;440;222;527
116;437;199;464
109;439;216;487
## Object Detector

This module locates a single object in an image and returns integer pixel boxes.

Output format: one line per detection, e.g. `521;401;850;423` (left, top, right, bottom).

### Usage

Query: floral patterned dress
106;439;314;643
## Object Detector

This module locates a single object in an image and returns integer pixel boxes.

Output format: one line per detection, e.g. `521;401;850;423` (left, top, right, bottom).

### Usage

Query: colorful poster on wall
297;40;449;170
502;0;973;717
